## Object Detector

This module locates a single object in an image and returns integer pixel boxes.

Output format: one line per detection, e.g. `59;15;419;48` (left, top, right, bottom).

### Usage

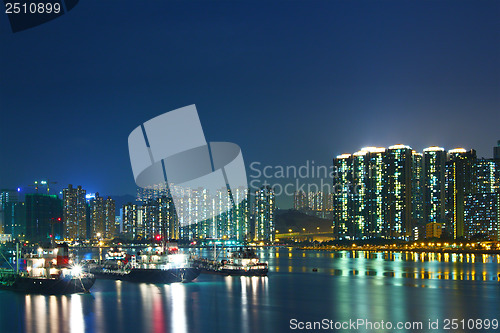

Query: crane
27;180;58;194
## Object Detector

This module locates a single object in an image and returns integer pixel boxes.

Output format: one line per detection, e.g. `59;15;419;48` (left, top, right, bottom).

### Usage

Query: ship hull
90;267;201;283
194;260;268;276
200;267;268;276
0;276;96;294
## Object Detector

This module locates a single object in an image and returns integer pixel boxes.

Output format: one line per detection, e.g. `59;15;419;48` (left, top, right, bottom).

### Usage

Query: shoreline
298;246;500;255
61;244;500;255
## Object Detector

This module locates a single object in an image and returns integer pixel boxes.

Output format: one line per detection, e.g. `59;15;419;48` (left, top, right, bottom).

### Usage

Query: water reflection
139;284;154;333
169;283;187;333
70;295;84;333
115;281;123;333
323;265;497;281
273;249;500;281
238;275;268;333
23;294;83;333
240;277;249;333
4;248;499;333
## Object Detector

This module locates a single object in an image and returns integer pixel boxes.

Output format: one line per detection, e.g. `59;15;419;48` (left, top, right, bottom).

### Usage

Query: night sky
0;1;499;207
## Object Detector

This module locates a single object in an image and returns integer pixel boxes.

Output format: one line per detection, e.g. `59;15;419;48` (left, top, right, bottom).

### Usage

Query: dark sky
1;0;499;206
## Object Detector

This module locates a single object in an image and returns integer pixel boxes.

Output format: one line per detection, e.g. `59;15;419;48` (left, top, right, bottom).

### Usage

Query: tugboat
194;247;268;276
0;243;95;294
88;242;201;283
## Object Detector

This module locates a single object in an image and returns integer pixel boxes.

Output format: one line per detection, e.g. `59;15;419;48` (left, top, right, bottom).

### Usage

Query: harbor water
0;247;499;333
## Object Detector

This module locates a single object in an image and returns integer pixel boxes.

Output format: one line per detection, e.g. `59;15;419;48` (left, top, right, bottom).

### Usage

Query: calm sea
1;248;499;333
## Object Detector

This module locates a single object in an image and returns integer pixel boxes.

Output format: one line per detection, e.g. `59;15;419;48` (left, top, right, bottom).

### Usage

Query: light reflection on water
170;283;187;333
269;249;500;281
70;295;84;333
0;248;498;333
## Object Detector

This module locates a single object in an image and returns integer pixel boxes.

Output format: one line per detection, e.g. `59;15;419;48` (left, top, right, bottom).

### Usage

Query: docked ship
194;247;268;276
88;243;201;283
0;243;95;294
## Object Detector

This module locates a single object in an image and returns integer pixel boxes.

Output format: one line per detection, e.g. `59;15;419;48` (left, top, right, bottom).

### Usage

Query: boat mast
161;214;167;253
16;242;19;273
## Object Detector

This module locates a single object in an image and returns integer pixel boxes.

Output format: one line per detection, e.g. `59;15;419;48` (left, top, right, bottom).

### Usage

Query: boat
87;243;201;283
194;247;268;276
0;243;95;294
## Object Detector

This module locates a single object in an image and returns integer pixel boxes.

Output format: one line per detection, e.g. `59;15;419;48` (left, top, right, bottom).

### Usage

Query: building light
423;146;445;152
361;147;386;153
353;150;367;156
389;144;412;150
448;148;467;153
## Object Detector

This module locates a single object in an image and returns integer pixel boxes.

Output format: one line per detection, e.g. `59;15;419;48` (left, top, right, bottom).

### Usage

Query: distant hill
275;209;332;233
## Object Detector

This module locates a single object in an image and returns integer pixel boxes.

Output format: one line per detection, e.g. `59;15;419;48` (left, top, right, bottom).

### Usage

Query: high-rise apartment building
365;147;386;238
137;184;170;202
385;145;413;239
105;197;116;238
89;192;105;239
254;186;275;242
175;186;250;242
231;186;250;241
12;202;26;238
464;158;500;240
494;140;500;160
332;145;463;240
122;203;139;239
333;143;498;241
62;185;87;240
293;190;333;219
333;146;416;240
25;194;63;241
411;151;424;227
158;195;178;240
445;148;476;238
472;159;499;193
351;149;369;239
423;147;447;225
293;191;308;210
464;193;499;241
342;147;390;239
1;189;19;235
127;188;250;242
333;154;352;238
142;199;160;239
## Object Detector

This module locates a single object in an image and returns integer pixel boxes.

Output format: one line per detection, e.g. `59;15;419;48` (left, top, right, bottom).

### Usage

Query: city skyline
1;0;498;199
2;140;499;210
1;140;498;243
331;143;499;241
1;2;499;332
